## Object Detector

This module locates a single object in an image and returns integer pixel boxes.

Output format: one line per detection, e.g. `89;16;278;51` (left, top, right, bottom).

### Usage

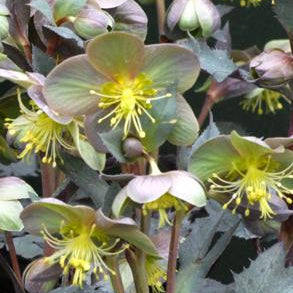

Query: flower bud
167;0;220;38
122;137;144;159
250;49;293;86
74;8;114;39
0;15;8;40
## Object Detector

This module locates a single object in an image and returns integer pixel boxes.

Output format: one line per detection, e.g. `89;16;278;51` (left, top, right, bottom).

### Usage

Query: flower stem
4;232;22;285
105;256;125;293
198;94;215;127
156;0;166;38
125;249;149;293
166;211;185;293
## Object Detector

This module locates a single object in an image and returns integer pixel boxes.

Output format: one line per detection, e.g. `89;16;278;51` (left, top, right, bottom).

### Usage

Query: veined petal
44;55;109;116
0;177;37;201
188;135;239;180
126;175;172;204
87;32;145;80
20;199;96;235
168;171;206;207
230;131;273;160
95;209;159;257
143;44;200;93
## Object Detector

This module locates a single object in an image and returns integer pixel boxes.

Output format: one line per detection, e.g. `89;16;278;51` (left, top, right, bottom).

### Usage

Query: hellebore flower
166;0;220;39
145;256;166;293
241;87;290;115
20;199;158;288
250;49;293;87
0;1;9;40
0;177;37;232
43;32;199;139
189;131;293;220
112;158;206;227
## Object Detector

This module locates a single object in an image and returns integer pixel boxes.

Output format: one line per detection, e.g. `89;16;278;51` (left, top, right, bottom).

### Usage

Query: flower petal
0;177;37;201
230;131;273;159
126;175;172;204
87;32;144;80
43;55;108;116
96;0;127;9
168;171;206;207
166;0;189;31
143;44;200;93
20;199;96;235
0;201;24;231
95;209;159;257
112;186;129;218
188;135;240;180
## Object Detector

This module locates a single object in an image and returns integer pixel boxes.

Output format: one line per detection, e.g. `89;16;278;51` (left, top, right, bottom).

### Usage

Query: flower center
5;95;73;167
143;194;188;227
208;156;293;219
241;88;290;115
145;257;167;293
89;73;171;139
41;223;128;287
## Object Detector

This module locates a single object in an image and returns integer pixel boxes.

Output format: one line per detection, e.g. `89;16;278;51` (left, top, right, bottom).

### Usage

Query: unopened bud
122;137;144;159
250;49;293;86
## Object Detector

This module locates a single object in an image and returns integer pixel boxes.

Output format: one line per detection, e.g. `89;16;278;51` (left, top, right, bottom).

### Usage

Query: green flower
43;32;200;139
0;177;37;232
241;88;290;115
21;199;158;288
189;131;293;220
113;158;206;227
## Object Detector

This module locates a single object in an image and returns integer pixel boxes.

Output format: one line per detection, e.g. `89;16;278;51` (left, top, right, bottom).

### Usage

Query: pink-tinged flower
43;32;200;139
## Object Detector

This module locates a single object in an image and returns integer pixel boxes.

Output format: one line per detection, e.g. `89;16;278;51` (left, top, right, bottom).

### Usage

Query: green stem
126;249;149;293
166;211;185;293
105;256;125;293
5;232;22;286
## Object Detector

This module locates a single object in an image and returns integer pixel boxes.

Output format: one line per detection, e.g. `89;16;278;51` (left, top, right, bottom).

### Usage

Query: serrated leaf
30;0;55;24
32;46;55;76
234;243;293;293
191;113;220;154
182;37;236;82
59;152;109;208
44;25;84;48
13;235;43;259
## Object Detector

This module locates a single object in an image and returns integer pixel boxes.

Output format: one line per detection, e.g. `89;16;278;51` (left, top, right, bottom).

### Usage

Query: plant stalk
166;211;185;293
5;232;22;285
156;0;166;38
105;256;125;293
198;94;215;127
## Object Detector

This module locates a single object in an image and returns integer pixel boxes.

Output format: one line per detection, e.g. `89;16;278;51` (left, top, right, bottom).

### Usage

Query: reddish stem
5;232;22;286
198;94;215;128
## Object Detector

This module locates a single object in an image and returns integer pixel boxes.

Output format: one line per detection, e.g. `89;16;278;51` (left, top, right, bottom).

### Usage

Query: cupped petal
0;177;37;201
166;0;189;31
87;32;144;80
168;171;207;207
126;175;172;204
20;199;96;235
264;136;293;150
96;0;127;9
143;44;200;93
230;131;273;160
43;55;109;116
28;85;73;125
0;201;24;231
112;186;129;218
95;209;159;257
188;135;240;180
195;0;220;37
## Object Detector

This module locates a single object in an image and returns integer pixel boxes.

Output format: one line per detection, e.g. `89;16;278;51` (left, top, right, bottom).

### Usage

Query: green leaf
53;0;86;22
0;135;17;165
60;152;109;208
13;235;43;259
30;0;55;24
0;201;24;231
167;94;199;146
44;25;84;48
182;37;236;82
234;243;293;293
32;46;55;76
140;89;177;151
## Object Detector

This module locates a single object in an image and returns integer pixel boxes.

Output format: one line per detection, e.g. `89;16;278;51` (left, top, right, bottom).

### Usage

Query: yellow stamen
89;73;171;139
